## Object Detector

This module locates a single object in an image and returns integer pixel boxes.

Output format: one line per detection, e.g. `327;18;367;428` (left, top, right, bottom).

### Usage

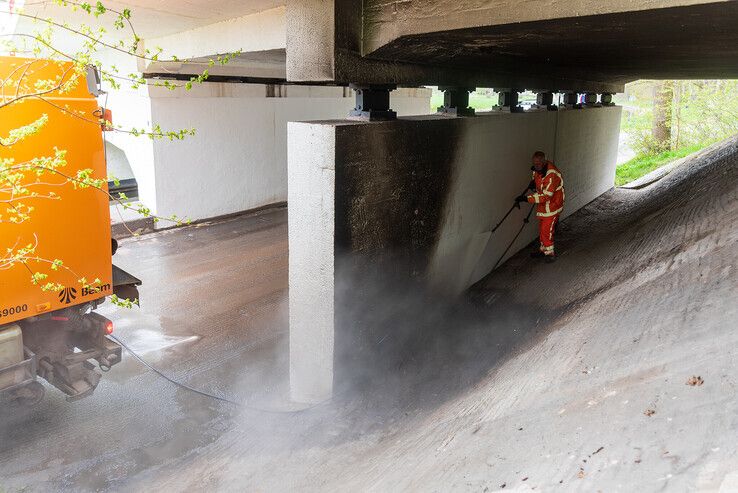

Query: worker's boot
544;254;557;263
530;251;546;259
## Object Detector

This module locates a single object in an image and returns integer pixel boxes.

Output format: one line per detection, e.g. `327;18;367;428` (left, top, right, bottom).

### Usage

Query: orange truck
0;57;140;404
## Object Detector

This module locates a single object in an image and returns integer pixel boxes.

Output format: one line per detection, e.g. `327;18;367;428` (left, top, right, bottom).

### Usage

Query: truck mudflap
113;264;141;304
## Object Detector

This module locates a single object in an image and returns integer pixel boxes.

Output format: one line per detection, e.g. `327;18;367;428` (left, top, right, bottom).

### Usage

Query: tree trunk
673;81;682;150
652;80;674;152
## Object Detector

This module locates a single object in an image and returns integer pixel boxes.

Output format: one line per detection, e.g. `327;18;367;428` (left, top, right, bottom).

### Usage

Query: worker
515;151;565;263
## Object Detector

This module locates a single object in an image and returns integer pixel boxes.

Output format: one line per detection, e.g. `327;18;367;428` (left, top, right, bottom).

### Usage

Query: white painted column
288;122;337;403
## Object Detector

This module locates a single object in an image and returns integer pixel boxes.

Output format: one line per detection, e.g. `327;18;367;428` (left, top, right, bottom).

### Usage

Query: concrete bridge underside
289;0;738;91
29;0;738;403
284;0;738;402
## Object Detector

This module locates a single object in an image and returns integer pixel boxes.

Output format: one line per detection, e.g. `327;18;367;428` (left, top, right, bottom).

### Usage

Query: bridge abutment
288;106;622;402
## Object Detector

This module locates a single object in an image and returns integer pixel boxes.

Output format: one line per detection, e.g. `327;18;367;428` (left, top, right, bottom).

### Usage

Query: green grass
615;143;708;186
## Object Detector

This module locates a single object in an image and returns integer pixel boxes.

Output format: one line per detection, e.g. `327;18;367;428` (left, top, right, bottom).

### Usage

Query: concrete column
288;122;337;403
288;107;622;401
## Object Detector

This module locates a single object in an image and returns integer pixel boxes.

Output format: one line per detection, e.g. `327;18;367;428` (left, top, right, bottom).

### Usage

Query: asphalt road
0;206;291;491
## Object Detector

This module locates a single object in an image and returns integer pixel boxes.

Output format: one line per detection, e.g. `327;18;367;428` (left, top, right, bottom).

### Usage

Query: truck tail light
100;108;113;131
105;320;114;335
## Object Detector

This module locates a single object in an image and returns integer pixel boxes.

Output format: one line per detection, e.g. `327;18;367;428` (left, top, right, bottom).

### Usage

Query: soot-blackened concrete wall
288;106;621;402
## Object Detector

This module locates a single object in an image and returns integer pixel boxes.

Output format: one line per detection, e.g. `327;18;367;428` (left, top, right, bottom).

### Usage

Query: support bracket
437;87;475;116
600;93;615;106
533;91;558;111
495;89;524;113
348;84;397;121
561;91;582;109
583;92;601;107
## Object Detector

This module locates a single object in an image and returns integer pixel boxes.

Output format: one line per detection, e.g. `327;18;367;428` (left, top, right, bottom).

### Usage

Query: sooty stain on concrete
334;119;464;279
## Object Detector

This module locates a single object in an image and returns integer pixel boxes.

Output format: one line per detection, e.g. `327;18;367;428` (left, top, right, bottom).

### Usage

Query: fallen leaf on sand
686;376;704;386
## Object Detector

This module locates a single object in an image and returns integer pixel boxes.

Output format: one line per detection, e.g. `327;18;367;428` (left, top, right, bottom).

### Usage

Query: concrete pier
288;106;621;402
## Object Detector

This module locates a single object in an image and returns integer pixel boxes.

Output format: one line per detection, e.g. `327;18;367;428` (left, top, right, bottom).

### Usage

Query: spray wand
486;187;537;269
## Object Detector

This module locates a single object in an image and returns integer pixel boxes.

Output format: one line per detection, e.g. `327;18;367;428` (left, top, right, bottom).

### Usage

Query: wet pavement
0;206;290;491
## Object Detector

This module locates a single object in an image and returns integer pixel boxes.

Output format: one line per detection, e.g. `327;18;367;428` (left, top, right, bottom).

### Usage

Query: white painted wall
148;83;431;221
105;89;158;211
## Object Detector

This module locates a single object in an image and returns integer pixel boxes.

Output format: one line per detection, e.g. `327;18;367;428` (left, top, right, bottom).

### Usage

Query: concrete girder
137;7;287;81
364;1;738;87
362;0;728;55
287;0;738;91
285;0;624;92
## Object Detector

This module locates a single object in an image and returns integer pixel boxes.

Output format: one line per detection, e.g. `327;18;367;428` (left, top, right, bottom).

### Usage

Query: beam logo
58;287;77;304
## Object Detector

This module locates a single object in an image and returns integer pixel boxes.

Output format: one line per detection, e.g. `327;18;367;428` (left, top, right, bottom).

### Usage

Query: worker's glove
528;180;536;191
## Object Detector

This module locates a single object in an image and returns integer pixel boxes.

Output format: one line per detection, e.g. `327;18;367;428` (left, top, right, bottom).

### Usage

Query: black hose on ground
109;334;326;415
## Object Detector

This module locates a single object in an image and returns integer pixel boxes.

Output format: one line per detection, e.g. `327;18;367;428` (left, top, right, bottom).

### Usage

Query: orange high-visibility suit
527;162;565;256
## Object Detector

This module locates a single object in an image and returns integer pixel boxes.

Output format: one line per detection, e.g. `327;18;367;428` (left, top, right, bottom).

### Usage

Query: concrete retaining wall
288;106;621;401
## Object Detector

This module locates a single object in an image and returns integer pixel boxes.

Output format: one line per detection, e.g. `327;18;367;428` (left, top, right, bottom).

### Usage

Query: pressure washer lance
488;187;537;269
488;187;531;234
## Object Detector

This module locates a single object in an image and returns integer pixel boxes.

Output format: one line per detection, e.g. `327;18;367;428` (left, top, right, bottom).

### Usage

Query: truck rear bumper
17;310;124;401
0;346;37;392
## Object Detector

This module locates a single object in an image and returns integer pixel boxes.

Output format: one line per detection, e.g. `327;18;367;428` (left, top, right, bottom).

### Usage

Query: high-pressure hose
109;334;325;415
